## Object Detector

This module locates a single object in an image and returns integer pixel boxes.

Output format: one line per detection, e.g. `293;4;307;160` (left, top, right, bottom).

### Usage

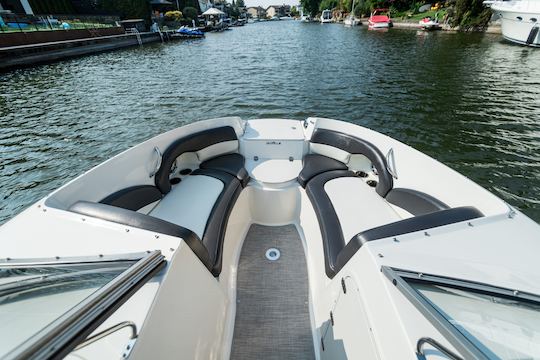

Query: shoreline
351;17;502;34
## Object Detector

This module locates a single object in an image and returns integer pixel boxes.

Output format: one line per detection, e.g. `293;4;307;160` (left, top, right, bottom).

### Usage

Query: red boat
368;8;392;28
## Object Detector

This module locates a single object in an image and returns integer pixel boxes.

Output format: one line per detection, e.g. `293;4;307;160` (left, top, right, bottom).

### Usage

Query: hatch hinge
330;311;334;326
341;278;347;294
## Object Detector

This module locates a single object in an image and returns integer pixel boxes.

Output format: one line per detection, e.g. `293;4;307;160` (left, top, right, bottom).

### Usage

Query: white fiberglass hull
490;1;540;46
368;21;391;28
2;117;540;360
344;18;361;26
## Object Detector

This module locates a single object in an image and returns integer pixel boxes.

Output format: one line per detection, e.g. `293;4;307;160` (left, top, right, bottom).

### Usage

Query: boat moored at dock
419;16;442;30
486;0;540;46
321;9;333;23
368;8;393;28
1;117;539;359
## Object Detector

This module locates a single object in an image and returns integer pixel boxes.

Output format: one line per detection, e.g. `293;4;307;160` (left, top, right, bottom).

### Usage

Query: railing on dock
0;13;119;33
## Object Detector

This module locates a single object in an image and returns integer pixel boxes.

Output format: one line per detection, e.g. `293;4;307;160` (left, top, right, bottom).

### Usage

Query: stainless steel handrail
416;337;464;360
386;148;398;179
149;146;162;178
74;321;137;351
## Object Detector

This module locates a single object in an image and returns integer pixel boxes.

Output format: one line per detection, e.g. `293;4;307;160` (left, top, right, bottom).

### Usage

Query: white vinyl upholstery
310;143;350;164
324;177;400;243
197;140;239;162
150;175;224;239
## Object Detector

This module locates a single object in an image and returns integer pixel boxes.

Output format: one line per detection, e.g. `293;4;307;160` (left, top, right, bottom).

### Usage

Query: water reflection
0;22;539;223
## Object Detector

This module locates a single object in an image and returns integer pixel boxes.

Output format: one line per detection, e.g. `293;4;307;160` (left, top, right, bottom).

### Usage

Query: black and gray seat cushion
298;154;348;188
302;129;482;279
200;153;249;188
155;126;241;194
309;128;393;197
305;170;356;278
93;126;249;277
100;185;163;211
69;201;210;266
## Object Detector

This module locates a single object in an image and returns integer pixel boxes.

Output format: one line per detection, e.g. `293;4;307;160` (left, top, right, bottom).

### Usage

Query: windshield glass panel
411;282;540;360
0;261;134;358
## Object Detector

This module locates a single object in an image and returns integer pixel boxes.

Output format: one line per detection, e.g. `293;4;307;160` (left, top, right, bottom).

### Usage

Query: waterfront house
246;6;266;19
266;4;291;18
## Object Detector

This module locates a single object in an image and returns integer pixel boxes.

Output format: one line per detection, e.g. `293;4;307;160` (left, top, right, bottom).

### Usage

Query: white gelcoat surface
1;117;538;360
246;159;303;184
243;119;305;140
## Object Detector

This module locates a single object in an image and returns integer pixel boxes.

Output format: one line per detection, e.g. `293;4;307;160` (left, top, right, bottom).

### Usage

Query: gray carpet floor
230;224;315;360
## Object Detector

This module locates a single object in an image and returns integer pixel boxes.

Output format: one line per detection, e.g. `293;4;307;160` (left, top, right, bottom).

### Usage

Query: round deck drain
265;248;280;261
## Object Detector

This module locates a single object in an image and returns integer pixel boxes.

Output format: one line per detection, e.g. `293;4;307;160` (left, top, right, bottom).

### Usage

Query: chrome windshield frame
3;250;166;360
380;266;529;360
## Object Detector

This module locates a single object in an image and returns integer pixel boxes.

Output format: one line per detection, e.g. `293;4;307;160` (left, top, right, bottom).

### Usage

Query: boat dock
0;29;187;72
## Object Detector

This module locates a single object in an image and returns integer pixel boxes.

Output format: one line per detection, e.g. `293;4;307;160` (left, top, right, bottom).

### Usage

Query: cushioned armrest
69;201;209;265
334;206;484;274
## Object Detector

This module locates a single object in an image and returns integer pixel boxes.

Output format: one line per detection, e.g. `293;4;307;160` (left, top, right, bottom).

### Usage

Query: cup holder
179;168;192;176
367;180;378;188
356;171;368;178
170;177;181;185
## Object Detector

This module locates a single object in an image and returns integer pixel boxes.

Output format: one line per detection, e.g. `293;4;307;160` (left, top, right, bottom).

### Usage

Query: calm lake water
1;21;540;224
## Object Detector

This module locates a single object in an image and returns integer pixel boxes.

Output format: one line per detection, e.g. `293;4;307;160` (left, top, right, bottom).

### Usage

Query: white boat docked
344;16;361;26
1;117;540;359
321;9;333;23
344;0;361;26
300;14;312;22
419;16;442;30
487;0;540;46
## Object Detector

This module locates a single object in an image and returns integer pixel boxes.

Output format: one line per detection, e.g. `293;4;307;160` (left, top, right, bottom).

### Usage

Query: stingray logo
266;141;282;145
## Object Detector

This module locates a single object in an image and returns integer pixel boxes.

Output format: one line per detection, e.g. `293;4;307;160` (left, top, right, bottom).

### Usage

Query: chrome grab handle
416;337;463;360
149;146;162;178
386;148;398;179
74;321;137;351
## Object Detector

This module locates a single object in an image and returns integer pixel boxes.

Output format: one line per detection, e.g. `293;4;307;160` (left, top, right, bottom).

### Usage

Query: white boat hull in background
344;17;361;26
489;0;540;46
368;21;391;28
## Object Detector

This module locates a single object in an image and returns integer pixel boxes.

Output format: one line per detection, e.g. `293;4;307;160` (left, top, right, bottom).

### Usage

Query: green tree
291;5;300;16
300;0;322;16
319;0;338;11
99;0;151;20
182;6;198;20
451;0;491;29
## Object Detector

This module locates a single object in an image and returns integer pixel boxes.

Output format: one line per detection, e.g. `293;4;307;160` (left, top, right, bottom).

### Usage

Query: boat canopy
202;8;225;16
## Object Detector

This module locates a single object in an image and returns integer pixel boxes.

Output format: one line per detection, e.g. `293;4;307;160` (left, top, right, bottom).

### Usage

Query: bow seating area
70;126;249;277
299;128;482;278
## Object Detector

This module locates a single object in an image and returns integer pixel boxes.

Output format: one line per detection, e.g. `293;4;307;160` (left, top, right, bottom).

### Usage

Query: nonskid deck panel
230;224;315;359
